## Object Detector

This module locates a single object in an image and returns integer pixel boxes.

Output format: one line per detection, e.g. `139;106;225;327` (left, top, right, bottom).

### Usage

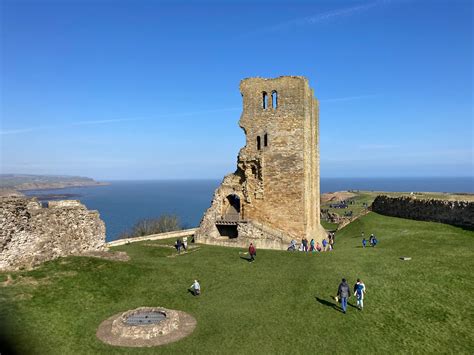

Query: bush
118;215;182;239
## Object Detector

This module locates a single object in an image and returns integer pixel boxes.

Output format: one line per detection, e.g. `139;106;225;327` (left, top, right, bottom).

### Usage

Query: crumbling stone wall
0;196;106;270
197;76;326;250
371;195;474;229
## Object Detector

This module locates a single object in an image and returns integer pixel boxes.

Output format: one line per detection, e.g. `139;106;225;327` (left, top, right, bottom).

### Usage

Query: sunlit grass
1;213;473;354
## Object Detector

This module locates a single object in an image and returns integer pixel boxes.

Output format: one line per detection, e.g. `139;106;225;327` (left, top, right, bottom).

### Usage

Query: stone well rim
96;306;197;347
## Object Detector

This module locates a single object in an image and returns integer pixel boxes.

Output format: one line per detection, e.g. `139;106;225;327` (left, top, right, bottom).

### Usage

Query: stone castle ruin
196;76;326;250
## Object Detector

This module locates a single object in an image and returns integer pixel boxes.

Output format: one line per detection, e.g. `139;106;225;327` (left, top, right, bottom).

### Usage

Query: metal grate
125;311;166;325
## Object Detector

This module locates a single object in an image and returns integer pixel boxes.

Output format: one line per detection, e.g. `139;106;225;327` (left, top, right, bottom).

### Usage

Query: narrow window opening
257;136;261;150
272;91;278;108
251;166;257;178
262;92;268;109
264;133;268;147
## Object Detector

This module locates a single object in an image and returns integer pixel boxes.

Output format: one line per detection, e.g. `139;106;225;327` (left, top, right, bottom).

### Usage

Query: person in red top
248;243;256;262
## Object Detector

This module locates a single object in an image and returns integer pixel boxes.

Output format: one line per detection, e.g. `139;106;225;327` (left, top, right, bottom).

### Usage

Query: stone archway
222;194;241;221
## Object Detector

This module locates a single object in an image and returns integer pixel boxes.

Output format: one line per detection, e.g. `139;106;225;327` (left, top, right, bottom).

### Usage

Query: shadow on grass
239;256;253;263
347;301;358;309
188;289;201;296
315;297;343;313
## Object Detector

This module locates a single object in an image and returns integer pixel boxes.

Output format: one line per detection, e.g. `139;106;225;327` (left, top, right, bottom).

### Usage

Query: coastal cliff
0;174;108;197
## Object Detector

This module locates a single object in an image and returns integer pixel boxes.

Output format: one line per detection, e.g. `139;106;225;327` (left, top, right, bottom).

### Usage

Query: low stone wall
107;229;197;247
371;195;474;229
0;197;106;271
198;221;289;251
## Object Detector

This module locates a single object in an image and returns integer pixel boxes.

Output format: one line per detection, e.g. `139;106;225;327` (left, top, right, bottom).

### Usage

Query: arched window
272;91;278;108
257;136;261;150
262;92;268;109
264;133;268;147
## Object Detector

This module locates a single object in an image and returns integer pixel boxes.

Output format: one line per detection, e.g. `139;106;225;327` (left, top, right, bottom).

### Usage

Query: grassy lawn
1;213;473;354
321;219;339;230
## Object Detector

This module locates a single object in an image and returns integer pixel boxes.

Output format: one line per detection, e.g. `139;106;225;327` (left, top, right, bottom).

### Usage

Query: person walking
183;236;188;251
310;238;315;252
337;278;351;314
353;279;366;310
175;238;182;254
362;238;367;248
249;243;256;262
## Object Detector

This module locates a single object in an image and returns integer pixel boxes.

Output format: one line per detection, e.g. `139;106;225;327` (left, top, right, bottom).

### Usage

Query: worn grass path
1;212;473;354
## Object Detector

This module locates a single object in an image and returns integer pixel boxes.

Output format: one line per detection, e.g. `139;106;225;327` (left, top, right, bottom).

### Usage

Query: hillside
1;212;472;353
0;174;107;192
320;190;474;230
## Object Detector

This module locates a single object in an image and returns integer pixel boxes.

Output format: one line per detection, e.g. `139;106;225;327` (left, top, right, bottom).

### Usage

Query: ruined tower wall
238;77;308;237
196;76;326;250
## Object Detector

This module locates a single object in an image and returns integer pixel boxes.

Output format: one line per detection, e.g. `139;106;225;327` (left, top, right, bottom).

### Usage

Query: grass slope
1;213;473;354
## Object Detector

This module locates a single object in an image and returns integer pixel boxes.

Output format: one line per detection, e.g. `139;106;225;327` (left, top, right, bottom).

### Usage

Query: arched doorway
222;194;240;221
216;194;241;238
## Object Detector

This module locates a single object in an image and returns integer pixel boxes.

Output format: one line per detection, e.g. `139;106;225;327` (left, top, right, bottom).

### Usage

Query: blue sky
1;0;472;179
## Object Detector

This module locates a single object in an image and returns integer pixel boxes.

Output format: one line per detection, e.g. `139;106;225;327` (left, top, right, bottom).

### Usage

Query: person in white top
190;280;200;296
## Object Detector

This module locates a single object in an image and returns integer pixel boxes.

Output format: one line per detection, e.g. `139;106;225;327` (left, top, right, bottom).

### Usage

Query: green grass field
1;212;473;354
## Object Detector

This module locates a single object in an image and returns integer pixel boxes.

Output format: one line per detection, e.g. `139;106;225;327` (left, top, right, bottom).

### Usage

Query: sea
23;177;474;242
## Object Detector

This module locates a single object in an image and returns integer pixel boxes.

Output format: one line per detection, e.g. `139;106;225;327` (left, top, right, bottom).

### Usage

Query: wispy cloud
72;118;144;126
1;107;242;136
164;107;241;118
251;0;392;34
320;94;378;103
359;143;399;150
0;128;37;135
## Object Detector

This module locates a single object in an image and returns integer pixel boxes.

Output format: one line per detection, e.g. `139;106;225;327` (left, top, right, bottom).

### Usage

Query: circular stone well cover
96;306;196;347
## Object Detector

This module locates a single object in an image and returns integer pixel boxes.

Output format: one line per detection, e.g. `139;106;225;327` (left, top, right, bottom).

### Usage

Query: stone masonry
372;195;474;229
196;76;326;250
0;196;106;271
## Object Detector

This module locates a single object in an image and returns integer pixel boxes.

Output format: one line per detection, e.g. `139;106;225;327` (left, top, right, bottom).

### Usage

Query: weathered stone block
0;196;106;270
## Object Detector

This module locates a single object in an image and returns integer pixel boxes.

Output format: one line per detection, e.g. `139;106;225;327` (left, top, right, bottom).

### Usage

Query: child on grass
353;279;366;310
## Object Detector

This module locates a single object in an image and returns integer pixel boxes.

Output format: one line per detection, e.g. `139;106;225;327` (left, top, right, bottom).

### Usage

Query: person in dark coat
175;239;182;254
302;237;308;252
337;278;351;314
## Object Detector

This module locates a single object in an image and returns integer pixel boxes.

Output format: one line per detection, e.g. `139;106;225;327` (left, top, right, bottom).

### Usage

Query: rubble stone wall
371;196;474;229
0;196;106;270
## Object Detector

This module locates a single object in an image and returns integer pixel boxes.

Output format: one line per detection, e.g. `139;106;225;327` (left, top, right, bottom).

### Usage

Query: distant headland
0;174;107;196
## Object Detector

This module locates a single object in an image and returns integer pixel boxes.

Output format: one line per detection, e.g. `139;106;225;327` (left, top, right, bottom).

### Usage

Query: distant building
196;76;326;250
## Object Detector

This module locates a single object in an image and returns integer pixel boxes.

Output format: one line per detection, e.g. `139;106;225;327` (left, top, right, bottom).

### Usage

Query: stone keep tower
196;76;326;250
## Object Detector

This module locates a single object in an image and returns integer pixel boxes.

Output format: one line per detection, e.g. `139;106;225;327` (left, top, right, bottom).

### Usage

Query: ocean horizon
23;177;474;242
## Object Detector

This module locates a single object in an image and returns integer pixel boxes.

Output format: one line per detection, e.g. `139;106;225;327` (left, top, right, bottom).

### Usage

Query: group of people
361;233;378;248
188;242;370;315
336;278;366;313
174;236;188;254
288;233;336;253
